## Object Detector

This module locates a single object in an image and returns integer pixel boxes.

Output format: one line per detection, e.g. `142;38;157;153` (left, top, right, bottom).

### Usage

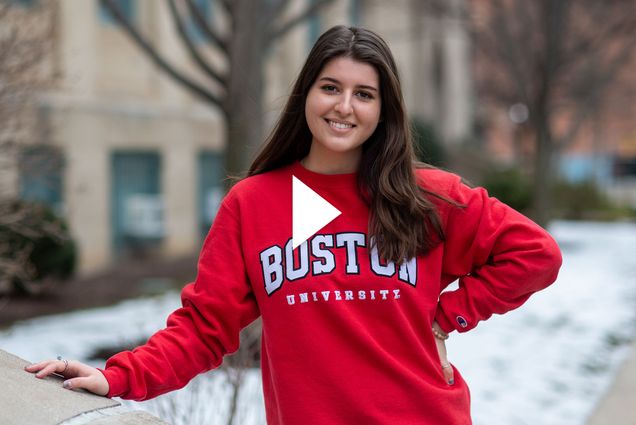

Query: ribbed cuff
98;367;127;399
434;304;455;334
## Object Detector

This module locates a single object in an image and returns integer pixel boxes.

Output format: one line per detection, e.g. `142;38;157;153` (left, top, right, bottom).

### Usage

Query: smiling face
303;56;382;174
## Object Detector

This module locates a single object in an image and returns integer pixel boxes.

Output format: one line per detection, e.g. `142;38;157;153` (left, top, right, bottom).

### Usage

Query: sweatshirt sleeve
101;188;260;400
433;175;562;334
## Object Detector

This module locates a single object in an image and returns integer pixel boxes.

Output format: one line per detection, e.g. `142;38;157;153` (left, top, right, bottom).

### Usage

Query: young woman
26;25;562;424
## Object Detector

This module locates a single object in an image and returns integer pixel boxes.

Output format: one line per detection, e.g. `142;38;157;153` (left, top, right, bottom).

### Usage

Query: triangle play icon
292;176;341;249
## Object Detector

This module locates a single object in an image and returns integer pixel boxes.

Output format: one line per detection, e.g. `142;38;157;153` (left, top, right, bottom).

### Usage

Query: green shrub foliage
482;168;533;213
0;199;76;294
550;180;636;221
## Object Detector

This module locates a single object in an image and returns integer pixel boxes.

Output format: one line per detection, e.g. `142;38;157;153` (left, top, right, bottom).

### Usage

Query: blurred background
0;1;635;424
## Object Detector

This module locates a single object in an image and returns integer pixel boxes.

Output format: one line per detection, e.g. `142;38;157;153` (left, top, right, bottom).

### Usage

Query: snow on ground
1;221;635;425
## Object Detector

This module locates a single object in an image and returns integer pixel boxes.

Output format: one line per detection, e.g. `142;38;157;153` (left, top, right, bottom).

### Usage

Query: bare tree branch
558;42;636;148
562;6;636;71
484;0;532;106
99;0;223;110
267;0;335;43
0;1;9;20
183;0;229;54
166;0;227;92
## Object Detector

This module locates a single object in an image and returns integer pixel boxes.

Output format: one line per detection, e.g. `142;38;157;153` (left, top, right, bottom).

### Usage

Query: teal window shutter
350;0;361;25
197;151;223;236
307;0;321;51
111;151;162;256
99;0;136;25
10;0;37;7
19;145;64;214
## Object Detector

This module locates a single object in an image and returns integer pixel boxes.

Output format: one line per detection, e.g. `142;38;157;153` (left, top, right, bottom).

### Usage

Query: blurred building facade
5;0;474;273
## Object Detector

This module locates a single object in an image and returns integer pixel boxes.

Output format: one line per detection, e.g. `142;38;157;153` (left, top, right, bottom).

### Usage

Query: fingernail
63;381;71;389
448;379;454;385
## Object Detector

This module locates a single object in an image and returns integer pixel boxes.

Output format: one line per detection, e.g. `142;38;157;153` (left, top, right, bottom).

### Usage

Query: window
111;151;162;257
307;0;321;50
99;0;136;25
559;154;613;185
349;0;362;25
614;156;636;178
198;151;223;236
10;0;37;7
19;145;64;214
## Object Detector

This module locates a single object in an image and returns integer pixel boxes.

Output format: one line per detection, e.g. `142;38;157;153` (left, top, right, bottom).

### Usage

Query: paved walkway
586;339;636;425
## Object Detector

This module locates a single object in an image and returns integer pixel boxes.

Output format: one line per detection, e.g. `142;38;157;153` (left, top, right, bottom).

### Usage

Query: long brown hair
248;25;446;262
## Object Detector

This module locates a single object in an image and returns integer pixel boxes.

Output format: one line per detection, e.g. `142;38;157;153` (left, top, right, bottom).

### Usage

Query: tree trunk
224;0;266;179
531;114;554;227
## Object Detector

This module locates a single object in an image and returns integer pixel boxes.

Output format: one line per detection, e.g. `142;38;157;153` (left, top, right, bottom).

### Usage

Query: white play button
292;176;341;249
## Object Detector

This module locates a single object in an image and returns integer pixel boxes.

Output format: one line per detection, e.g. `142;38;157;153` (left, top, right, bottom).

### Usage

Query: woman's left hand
25;358;109;396
432;321;454;385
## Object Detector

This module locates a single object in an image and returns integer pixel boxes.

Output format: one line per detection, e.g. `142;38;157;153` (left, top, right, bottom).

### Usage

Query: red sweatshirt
102;161;562;425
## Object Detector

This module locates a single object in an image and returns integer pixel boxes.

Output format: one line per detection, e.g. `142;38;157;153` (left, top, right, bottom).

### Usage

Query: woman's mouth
326;119;355;130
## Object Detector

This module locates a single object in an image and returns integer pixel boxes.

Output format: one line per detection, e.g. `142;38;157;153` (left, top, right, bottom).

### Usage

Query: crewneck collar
290;160;358;190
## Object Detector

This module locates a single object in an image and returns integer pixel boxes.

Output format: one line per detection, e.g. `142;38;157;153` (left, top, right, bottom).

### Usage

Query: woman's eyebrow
318;76;378;92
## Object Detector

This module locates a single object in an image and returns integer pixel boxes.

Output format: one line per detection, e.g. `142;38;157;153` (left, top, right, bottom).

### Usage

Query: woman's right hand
25;358;110;396
432;321;454;386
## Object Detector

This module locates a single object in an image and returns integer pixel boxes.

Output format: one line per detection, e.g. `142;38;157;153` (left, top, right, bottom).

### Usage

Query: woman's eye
356;91;373;100
321;85;338;93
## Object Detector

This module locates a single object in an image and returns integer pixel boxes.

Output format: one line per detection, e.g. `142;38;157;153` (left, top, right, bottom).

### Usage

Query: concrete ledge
63;409;167;425
0;350;167;425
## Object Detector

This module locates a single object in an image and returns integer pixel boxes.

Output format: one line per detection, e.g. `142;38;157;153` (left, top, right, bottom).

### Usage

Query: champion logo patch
456;316;468;328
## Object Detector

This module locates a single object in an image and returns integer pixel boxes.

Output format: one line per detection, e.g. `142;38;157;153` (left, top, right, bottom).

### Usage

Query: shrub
476;164;636;221
550;180;636;221
481;167;533;213
0;199;76;294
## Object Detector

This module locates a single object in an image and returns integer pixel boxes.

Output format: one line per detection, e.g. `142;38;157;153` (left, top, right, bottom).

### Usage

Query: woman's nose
334;95;353;115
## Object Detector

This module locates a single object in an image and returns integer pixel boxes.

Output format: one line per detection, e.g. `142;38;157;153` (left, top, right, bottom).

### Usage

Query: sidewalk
586;339;636;425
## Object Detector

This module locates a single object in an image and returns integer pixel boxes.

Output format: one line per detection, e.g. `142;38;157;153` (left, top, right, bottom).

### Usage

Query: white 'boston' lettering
261;246;284;295
398;257;417;286
259;232;418;296
285;239;309;281
369;239;396;277
311;234;335;275
336;232;365;274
